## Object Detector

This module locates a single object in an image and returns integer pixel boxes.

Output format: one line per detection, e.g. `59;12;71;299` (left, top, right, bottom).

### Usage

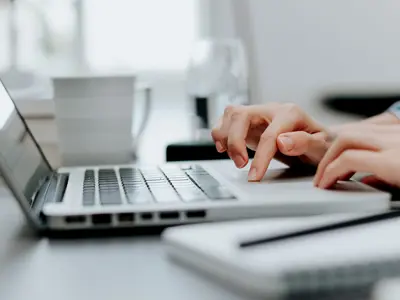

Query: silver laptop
0;80;391;232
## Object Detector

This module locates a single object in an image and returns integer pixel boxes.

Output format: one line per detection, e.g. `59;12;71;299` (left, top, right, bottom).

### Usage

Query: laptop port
118;213;135;223
92;214;112;225
140;213;153;221
65;215;86;224
159;211;180;220
186;210;206;219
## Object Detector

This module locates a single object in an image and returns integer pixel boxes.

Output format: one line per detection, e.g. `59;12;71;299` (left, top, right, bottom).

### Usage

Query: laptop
0;79;390;232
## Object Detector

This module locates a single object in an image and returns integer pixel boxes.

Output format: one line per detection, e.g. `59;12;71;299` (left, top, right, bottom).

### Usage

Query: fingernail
234;155;246;168
278;136;294;152
216;142;224;152
248;168;258;181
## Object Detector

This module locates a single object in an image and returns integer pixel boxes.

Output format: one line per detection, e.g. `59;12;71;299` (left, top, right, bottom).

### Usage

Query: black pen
239;210;400;248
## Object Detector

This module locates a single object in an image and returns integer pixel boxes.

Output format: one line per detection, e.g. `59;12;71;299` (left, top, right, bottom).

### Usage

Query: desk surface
0;188;248;300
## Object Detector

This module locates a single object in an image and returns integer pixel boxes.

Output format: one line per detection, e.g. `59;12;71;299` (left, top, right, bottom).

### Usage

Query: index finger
248;113;300;181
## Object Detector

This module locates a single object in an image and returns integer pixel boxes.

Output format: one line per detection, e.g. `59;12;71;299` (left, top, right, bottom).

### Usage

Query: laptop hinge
32;171;70;214
30;173;54;215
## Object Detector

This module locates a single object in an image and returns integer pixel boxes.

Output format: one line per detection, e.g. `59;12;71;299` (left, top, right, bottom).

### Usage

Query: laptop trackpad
204;160;382;197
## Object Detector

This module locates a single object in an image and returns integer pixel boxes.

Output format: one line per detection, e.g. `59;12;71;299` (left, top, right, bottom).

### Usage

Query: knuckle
267;102;280;109
325;163;336;174
336;133;353;145
339;150;354;164
260;131;276;144
224;105;237;116
280;103;304;122
211;128;223;140
230;109;246;121
283;103;301;114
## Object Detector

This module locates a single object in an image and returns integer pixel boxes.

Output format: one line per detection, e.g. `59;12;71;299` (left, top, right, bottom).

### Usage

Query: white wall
199;0;236;39
236;0;400;104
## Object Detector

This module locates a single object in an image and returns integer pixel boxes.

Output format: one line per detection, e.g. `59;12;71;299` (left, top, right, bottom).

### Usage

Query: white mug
53;75;151;166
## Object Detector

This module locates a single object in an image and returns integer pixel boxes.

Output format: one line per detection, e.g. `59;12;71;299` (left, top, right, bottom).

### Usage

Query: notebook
162;214;400;299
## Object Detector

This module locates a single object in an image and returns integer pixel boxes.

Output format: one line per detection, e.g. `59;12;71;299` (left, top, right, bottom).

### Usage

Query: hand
314;125;400;189
211;103;330;181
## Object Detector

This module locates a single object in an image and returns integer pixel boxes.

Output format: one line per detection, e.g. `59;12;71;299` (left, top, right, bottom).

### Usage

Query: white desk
0;187;248;300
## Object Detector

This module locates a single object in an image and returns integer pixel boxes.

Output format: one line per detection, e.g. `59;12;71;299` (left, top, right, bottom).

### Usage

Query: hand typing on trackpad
211;102;400;191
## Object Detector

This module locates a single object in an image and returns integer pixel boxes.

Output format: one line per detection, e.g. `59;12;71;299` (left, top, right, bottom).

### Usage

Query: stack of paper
52;76;135;166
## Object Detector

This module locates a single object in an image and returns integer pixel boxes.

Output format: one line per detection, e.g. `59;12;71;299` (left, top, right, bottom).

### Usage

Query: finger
227;110;250;168
219;105;236;151
277;131;328;159
330;124;400;149
361;175;397;191
314;132;382;186
211;105;238;153
338;172;355;181
248;112;303;181
211;117;225;152
361;175;386;187
318;150;382;189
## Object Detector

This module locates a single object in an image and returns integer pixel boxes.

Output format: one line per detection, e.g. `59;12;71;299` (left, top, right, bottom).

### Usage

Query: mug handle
132;82;152;159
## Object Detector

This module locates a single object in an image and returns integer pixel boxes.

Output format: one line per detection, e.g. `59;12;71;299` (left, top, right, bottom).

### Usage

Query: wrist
329;112;400;134
364;112;400;125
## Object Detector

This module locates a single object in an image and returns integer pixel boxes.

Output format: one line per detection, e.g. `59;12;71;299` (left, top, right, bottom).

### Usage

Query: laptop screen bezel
0;79;54;229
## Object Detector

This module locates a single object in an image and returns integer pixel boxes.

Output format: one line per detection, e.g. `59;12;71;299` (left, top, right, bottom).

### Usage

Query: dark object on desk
166;141;255;162
322;93;400;117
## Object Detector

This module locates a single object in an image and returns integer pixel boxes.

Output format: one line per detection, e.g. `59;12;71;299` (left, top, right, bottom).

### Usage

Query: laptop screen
0;80;52;206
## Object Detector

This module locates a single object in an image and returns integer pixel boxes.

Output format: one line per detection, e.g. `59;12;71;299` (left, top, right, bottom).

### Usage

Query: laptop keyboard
82;165;236;206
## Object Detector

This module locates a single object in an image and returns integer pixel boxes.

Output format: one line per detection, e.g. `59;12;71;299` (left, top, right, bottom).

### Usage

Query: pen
239;210;400;248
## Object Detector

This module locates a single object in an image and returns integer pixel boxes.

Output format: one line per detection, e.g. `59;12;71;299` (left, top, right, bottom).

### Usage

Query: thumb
277;131;320;155
277;131;329;164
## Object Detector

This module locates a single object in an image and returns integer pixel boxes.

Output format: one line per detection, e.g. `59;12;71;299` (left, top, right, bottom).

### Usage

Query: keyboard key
125;190;154;204
147;183;170;189
119;167;140;173
177;189;207;202
144;177;166;182
121;178;143;182
171;182;196;188
186;165;208;174
124;184;145;189
154;196;181;203
120;169;154;204
82;170;95;206
169;176;192;181
99;194;122;205
187;174;219;187
152;188;181;203
203;186;236;200
98;169;122;205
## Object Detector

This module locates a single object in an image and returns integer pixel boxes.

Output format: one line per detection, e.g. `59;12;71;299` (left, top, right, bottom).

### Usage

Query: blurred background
2;0;400;165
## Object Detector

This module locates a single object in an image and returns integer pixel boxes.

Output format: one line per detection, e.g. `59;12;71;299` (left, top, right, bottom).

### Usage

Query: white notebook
163;214;400;299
